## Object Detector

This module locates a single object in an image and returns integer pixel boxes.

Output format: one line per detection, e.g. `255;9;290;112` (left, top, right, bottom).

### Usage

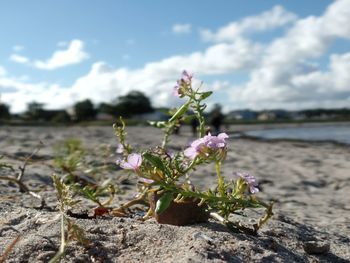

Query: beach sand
0;125;349;262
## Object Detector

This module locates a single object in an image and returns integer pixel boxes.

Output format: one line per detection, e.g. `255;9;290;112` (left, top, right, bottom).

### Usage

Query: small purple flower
234;172;259;194
173;84;180;97
118;153;142;170
184;146;198;159
173;70;193;97
181;70;193;84
184;132;229;159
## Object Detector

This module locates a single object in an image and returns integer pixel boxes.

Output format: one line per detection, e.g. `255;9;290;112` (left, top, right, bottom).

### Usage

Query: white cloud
172;23;192;34
9;54;29;64
0;37;260;113
201;5;297;42
226;0;350;110
65;38;261;108
33;39;89;70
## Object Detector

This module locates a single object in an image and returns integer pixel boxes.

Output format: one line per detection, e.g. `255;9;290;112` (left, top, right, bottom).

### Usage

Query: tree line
0;91;153;122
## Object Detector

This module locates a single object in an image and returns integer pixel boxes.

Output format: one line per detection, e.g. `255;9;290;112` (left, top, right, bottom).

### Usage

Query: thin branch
17;141;43;182
0;235;21;263
0;176;46;208
0;141;46;209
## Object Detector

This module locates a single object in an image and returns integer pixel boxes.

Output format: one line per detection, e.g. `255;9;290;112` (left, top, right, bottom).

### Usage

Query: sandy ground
0;125;349;262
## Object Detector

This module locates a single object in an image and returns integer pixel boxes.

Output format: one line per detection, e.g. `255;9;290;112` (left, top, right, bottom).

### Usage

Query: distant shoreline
2;119;350;129
229;122;350;146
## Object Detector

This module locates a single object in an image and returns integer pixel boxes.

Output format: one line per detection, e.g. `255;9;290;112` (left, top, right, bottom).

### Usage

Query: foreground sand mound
1;203;348;263
1;126;350;262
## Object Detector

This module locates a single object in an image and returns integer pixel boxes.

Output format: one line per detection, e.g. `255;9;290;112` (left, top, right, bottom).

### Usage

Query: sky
0;0;350;113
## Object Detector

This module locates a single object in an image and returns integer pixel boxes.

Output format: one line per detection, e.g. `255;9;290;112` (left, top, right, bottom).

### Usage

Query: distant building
257;110;292;121
257;111;276;121
227;110;257;121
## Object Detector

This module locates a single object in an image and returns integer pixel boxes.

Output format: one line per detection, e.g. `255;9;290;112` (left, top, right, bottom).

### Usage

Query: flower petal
184;147;198;159
250;186;259;194
119;160;135;170
218;133;229;140
127;153;142;168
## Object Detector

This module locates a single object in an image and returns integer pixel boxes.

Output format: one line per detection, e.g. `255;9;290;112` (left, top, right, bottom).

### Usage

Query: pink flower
181;70;193;84
118;153;142;170
234;172;259;194
184;133;229;160
173;70;193;97
173;83;181;97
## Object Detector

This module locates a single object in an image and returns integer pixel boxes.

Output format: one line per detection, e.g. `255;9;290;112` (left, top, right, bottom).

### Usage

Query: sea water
244;125;350;144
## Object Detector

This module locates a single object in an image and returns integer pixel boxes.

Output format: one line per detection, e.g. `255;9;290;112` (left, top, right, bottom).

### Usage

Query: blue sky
0;0;349;113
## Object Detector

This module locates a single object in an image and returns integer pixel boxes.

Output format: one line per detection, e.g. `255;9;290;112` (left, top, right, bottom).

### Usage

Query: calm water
244;125;350;144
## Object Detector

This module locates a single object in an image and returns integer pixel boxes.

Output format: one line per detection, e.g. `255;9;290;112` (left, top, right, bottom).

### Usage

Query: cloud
65;38;261;107
33;39;89;70
9;54;29;64
172;23;192;34
1;37;260;113
228;0;350;109
200;5;297;42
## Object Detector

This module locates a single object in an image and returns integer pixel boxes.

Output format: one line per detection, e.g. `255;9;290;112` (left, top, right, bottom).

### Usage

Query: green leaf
143;152;172;178
155;192;173;215
169;100;191;122
199;91;213;100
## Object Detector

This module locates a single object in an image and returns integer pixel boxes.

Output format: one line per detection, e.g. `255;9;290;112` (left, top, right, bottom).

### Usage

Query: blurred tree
115;91;153;117
51;111;71;123
74;99;97;121
0;103;10;119
97;102;115;115
26;102;45;120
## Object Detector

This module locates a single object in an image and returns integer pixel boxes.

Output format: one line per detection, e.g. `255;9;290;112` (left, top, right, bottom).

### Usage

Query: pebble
192;232;214;244
303;241;330;255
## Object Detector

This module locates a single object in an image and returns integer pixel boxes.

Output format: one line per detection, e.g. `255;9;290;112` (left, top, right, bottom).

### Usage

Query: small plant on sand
0;143;46;208
113;71;273;233
49;175;90;263
54;138;86;179
53;138;116;211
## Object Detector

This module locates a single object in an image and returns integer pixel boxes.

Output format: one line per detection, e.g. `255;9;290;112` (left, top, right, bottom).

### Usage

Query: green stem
161;126;173;149
193;99;205;137
162;99;192;148
182;157;198;174
49;214;66;263
215;160;225;197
